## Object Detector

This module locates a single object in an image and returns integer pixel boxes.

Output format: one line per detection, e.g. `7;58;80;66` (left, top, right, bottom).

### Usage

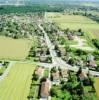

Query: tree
33;74;39;81
78;28;82;33
51;67;57;73
72;95;80;100
64;28;70;34
68;57;75;65
54;45;59;51
50;87;57;96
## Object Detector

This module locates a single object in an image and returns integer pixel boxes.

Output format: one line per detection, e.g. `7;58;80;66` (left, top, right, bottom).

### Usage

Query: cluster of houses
33;66;69;99
51;67;68;85
33;66;50;99
31;64;96;100
28;35;52;63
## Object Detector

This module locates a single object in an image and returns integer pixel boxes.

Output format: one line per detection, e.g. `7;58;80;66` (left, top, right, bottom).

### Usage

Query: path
0;61;15;81
70;36;95;51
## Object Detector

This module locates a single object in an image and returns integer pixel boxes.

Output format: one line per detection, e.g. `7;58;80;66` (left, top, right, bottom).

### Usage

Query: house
67;33;74;40
76;59;83;67
35;48;42;57
51;71;60;83
79;71;87;81
59;47;66;56
40;81;49;98
88;60;97;69
87;55;94;62
61;68;68;81
34;67;43;77
39;56;47;62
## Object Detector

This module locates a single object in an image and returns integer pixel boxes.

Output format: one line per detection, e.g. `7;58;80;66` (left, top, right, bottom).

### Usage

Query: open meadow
0;36;32;60
46;12;99;38
0;63;36;100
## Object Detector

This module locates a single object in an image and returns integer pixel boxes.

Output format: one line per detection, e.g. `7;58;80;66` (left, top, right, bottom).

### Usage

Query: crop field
46;12;99;38
0;63;36;100
0;36;32;60
94;77;99;98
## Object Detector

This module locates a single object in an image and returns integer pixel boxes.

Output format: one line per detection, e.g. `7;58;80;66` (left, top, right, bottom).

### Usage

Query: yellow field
94;77;99;98
47;12;99;38
0;63;36;100
0;36;32;60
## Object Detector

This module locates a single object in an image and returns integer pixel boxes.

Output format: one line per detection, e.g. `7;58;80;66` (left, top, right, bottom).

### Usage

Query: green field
46;12;99;38
94;77;99;98
0;63;36;100
0;36;32;60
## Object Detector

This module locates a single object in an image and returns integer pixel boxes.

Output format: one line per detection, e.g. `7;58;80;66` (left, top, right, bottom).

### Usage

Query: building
88;60;97;69
51;71;60;83
59;47;66;56
67;33;74;40
87;54;94;62
61;68;68;81
40;81;49;98
34;67;43;77
79;71;87;81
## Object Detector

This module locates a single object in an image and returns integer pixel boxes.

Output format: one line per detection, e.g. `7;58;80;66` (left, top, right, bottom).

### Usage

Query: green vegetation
51;71;97;100
0;14;39;39
92;39;99;49
47;12;99;38
0;61;9;76
0;63;36;100
44;68;49;78
94;77;99;98
51;85;71;100
0;36;32;60
28;76;40;100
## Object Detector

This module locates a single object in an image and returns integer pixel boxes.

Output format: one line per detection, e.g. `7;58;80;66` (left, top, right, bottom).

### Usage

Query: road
0;61;15;81
38;24;99;77
0;24;99;83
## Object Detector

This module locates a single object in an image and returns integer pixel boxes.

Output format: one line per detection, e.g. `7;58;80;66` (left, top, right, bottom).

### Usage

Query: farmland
0;36;32;60
94;77;99;98
46;12;99;38
0;63;36;100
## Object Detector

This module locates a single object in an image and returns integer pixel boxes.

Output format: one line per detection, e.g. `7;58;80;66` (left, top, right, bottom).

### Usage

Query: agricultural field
0;63;36;100
46;12;99;38
0;36;32;60
94;77;99;98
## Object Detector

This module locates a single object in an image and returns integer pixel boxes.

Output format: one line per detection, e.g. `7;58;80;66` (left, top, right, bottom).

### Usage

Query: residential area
0;1;99;100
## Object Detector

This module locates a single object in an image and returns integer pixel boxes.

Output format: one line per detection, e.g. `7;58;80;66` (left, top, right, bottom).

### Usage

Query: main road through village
38;24;99;76
0;24;99;82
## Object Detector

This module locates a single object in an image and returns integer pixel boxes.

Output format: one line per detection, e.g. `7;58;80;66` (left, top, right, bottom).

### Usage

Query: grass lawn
47;12;99;38
0;36;32;60
0;63;36;100
44;68;49;78
94;77;99;98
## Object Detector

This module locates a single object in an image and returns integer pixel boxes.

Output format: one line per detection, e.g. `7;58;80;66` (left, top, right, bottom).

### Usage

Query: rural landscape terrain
0;0;99;100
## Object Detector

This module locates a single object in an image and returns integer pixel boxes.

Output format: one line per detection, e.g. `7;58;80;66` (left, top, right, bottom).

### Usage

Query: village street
38;24;99;77
0;24;99;83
